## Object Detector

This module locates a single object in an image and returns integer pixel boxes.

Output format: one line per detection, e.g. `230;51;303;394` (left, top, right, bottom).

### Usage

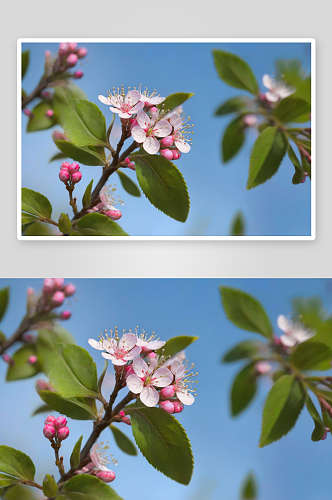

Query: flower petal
125;90;141;106
131;126;146;143
175;365;185;382
119;333;137;351
136;111;150;129
132;356;149;378
262;74;274;90
177;389;195;405
123;346;141;360
171;360;182;375
132;101;144;113
140;386;159;407
280;335;297;347
98;95;112;106
152;367;174;387
111;95;123;108
175;139;190;153
88;339;104;350
277;315;291;333
148;340;166;350
265;91;279;103
143;136;160;154
109;107;121;114
126;374;144;394
102;352;126;365
153;120;172;138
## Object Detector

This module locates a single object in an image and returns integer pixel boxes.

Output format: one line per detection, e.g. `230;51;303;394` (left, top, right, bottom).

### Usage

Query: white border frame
17;38;316;241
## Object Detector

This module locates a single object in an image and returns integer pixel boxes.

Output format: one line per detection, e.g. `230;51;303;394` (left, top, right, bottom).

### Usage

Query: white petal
132;101;144;113
153;120;172;138
280;335;297;347
171;360;182;375
148;340;166;350
175;139;190;153
102;352;126;365
152;367;174;387
131;126;146;143
136;111;150;129
133;357;149;378
262;74;274;90
88;339;104;350
277;315;291;333
98;95;112;106
265;91;279;103
175;365;185;382
124;346;141;360
177;389;195;406
111;94;123;108
143;136;160;154
173;117;183;131
125;90;141;106
109;107;121;114
140;386;159;407
126;374;144;394
120;333;137;351
143;96;165;105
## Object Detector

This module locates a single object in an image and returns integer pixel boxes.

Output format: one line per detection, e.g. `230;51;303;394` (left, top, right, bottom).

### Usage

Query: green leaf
259;375;306;447
21;212;40;226
322;410;332;433
230;211;245;236
0;474;20;488
222;340;262;363
74;213;128;236
134;151;190;222
22;50;30;80
306;395;326;441
6;345;40;381
75;100;107;143
52;325;77;344
0;447;35;481
129;407;193;485
42;474;58;499
82;180;93;209
247;127;288;189
291;342;332;371
220;287;273;338
117;171;141;197
58;213;72;234
31;404;51;417
222;116;245;163
70;436;83;469
37;390;96;420
160;335;199;358
110;425;137;456
49;151;68;163
230;362;258;416
214;96;250;116
22;188;52;219
274;96;310;123
212;50;259;95
241;473;257;500
67;84;88;100
62;474;124;500
54;140;105;167
64;99;107;148
159;92;194;112
301;155;311;179
53;87;80;127
288;143;304;184
0;288;9;323
27;100;57;132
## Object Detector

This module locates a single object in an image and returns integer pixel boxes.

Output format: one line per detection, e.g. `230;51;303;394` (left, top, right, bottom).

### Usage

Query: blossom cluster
43;414;69;442
98;87;193;157
89;328;197;408
87;185;124;221
59;161;82;185
76;442;117;483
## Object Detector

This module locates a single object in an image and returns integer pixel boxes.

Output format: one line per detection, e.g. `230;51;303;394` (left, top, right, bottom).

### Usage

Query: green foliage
63;99;107;148
159;92;194;112
214;96;249;116
27;100;57;132
117;171;141;197
74;100;107;143
241;473;257;500
110;425;138;456
21;50;30;80
222;340;261;363
0;474;20;488
6;345;41;381
31;404;51;417
222;116;245;163
70;436;83;469
74;214;128;236
37;390;96;420
49;151;68;163
22;188;52;220
129;406;193;484
54;140;105;167
212;50;259;95
275;59;311;104
306;395;326;441
247;127;288;189
291;341;332;371
42;474;58;499
230;211;245;236
98;360;108;395
259;375;306;447
160;335;198;358
82;180;94;209
288;144;304;184
134;151;190;222
0;288;9;323
62;474;123;500
58;213;72;234
273;96;311;123
0;446;35;482
220;287;273;338
230;362;257;416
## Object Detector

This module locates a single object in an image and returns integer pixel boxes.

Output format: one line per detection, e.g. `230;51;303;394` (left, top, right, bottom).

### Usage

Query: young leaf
273;96;310;123
22;188;52;219
63;99;107;148
322;410;332;433
49;151;68;163
159;335;199;358
58;213;72;234
134;152;190;222
212;50;259;95
291;342;332;371
54;140;105;167
116;171;141;197
222;116;245;163
0;446;35;481
230;362;258;416
301;155;311;179
98;360;108;395
82;180;94;209
214;96;249;116
220;287;273;338
21;212;40;226
306;395;326;441
0;473;20;488
259;375;306;447
222;340;262;363
70;436;83;469
62;474;124;500
75;100;107;143
230;211;245;236
27;100;57;132
21;50;30;79
159;92;194;112
241;473;257;500
74;213;129;236
42;474;58;499
247;127;288;189
31;404;52;417
37;390;96;420
0;287;9;323
288;143;304;184
6;345;40;381
109;425;138;456
129;407;193;485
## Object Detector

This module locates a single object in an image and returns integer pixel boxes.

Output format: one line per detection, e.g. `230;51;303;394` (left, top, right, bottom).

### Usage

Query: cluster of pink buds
116;411;131;425
59;162;82;186
87;185;123;221
28;278;75;320
159;398;184;414
43;415;69;442
122;157;135;171
57;42;87;71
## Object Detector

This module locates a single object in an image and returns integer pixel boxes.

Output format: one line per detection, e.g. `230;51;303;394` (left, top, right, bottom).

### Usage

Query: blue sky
21;42;311;236
0;278;331;500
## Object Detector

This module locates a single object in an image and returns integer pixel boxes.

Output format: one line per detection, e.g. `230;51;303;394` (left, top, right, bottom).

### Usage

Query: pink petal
171;360;182;375
125;90;141;105
177;389;195;405
111;95;123;108
132;102;144;113
173;117;183;131
140;386;159;407
175;365;185;382
124;346;141;360
143;136;160;154
153;120;172;138
101;352;126;365
88;339;104;350
118;111;133;118
175;139;190;153
148;340;166;350
132;357;148;378
126;374;144;394
136;111;150;129
98;95;112;106
152;367;174;387
119;333;137;351
131;126;146;143
109;107;121;114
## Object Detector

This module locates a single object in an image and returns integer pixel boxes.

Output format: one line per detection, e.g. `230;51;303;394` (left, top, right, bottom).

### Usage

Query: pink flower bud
122;417;131;425
67;53;78;68
172;401;184;413
52;291;65;307
57;426;70;441
71;171;82;184
43;278;55;294
74;70;83;79
159;400;175;414
322;431;327;440
59;169;70;183
60;162;70;171
68;42;77;52
45;50;51;59
3;354;14;365
161;136;173;147
45;415;56;425
119;411;125;417
274;336;282;345
37;380;51;391
160;386;176;399
54;278;65;289
301;176;306;184
160;149;173;161
23;109;32;117
59;43;69;57
105;210;122;221
53;131;67;141
172;150;181;160
127;163;136;171
43;424;56;440
24;334;35;343
61;310;71;320
255;361;272;375
77;47;88;59
243;115;257;127
96;471;115;483
28;355;37;365
46;110;54;117
125;157;130;164
42;91;52;99
68;162;80;173
55;416;67;429
63;284;76;297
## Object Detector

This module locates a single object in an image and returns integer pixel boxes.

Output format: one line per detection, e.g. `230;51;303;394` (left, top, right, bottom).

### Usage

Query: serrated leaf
222;340;262;363
0;447;35;481
110;425;137;456
37;390;96;420
159;336;198;358
133;151;190;222
230;362;257;416
42;474;58;498
215;96;250;116
247;127;288;189
220;287;273;338
58;213;72;234
212;50;259;95
82;180;93;209
274;96;310;123
241;473;257;500
6;345;40;381
259;375;306;447
70;436;83;469
129;407;193;484
27;100;57;132
22;50;30;80
306;395;326;441
159;92;194;112
62;474;123;500
54;140;105;167
222;116;245;163
22;188;52;219
291;341;332;371
74;213;128;236
117;171;141;197
230;211;245;236
0;288;9;323
288;143;304;184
